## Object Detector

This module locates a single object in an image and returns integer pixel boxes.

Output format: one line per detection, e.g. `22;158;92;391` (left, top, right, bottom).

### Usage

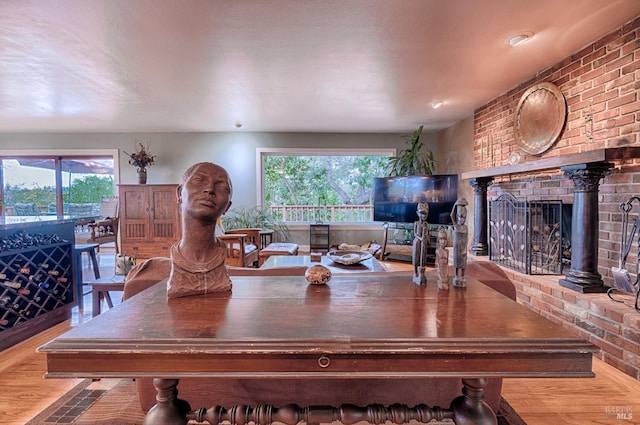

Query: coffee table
39;272;595;425
261;253;387;273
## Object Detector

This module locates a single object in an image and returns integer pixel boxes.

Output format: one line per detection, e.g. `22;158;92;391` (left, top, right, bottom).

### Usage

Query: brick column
468;177;493;256
559;162;612;293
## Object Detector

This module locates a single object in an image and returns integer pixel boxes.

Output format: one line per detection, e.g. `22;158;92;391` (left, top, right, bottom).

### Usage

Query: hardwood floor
503;360;640;424
2;252;639;425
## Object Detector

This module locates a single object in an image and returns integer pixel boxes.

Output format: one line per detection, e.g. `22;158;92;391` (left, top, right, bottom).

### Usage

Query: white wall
436;117;475;248
0;131;438;208
0;128;472;247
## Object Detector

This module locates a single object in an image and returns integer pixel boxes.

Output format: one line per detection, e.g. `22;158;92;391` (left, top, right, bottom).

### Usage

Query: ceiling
1;0;639;134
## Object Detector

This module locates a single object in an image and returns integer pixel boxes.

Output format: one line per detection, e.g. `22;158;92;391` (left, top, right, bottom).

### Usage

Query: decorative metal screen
489;193;565;275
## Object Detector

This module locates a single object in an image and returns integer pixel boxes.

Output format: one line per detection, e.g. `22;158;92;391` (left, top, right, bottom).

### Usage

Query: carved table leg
187;401;454;425
144;378;191;425
450;378;497;425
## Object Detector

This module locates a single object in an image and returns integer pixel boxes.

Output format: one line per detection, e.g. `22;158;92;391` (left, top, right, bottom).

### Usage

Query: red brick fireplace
462;17;640;379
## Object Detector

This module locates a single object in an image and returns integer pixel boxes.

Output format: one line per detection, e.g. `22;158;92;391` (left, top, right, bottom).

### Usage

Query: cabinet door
149;186;180;241
120;186;150;242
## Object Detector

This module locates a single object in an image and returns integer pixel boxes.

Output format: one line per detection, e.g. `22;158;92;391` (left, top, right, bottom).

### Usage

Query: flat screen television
372;175;458;224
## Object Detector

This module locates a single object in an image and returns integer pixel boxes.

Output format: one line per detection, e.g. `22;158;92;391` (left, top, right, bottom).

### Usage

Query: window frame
0;149;119;216
256;147;395;227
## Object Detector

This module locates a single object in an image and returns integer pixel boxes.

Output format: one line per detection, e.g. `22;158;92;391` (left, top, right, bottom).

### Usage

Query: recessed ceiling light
429;101;444;110
507;32;533;47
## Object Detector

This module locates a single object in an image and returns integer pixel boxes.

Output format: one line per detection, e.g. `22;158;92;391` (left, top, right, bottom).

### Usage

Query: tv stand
380;222;436;265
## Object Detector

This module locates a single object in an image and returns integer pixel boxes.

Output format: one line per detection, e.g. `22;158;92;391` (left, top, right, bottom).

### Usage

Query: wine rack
1;243;73;327
0;219;75;351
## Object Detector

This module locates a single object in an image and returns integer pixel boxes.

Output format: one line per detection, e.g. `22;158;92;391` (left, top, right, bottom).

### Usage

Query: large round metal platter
327;250;373;265
513;82;567;155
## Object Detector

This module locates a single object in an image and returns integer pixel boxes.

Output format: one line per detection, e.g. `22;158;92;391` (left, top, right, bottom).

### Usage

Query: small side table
87;275;126;317
310;223;330;253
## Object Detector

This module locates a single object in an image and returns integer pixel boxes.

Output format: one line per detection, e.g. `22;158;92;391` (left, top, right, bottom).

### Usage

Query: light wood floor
2;251;639;425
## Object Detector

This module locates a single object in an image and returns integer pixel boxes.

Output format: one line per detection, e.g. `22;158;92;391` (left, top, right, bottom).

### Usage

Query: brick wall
472;16;640;379
501;268;640;380
475;17;639;167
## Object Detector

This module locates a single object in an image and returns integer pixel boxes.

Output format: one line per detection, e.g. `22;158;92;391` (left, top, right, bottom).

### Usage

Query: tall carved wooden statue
412;202;430;285
436;226;450;290
450;198;469;288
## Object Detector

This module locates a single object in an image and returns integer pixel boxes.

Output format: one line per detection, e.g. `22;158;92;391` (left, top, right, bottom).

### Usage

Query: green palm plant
221;206;290;242
387;125;436;176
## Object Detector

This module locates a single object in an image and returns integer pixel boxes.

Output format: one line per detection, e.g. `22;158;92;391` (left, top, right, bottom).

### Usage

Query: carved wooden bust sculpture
166;162;234;298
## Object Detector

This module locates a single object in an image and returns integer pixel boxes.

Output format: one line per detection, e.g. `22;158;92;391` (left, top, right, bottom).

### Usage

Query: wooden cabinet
119;185;181;258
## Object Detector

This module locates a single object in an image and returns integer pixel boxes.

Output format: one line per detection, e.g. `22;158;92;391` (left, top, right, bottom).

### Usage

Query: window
1;151;118;218
258;148;393;223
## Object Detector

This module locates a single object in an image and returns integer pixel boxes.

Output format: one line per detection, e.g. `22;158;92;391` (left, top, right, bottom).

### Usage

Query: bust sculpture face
178;162;233;225
456;205;467;225
437;228;448;248
417;202;429;221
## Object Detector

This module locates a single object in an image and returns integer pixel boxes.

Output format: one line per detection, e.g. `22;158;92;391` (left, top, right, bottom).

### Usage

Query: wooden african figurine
436;226;450;290
450;198;468;287
412;202;430;285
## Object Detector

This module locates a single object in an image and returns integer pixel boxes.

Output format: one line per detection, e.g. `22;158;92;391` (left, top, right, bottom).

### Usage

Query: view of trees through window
263;153;390;223
1;157;115;217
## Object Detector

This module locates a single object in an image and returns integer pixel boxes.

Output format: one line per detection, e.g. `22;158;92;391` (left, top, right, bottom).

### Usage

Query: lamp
507;32;533;47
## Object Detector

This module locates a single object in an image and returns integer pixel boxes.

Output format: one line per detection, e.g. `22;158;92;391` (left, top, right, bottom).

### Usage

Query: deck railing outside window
267;205;373;223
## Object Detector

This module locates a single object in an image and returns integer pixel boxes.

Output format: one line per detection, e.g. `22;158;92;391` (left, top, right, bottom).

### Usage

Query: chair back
100;196;119;218
68;203;95;217
218;228;262;268
226;228;261;248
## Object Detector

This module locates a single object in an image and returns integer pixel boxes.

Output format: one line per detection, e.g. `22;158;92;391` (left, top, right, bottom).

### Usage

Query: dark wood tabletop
40;271;595;379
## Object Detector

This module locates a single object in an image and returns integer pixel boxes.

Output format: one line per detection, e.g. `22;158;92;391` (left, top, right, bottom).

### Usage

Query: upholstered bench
258;242;299;266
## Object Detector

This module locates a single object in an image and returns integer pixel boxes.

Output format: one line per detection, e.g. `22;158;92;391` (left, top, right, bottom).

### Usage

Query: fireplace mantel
462;147;640;293
461;146;640;180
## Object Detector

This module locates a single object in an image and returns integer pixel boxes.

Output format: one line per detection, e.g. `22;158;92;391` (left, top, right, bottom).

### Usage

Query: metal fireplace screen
489;193;564;275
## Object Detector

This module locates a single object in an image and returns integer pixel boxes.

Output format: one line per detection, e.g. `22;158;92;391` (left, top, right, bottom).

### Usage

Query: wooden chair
217;228;262;268
13;202;38;216
88;196;119;253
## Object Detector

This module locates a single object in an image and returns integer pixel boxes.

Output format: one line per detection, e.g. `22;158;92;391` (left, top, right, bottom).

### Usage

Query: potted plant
221;206;290;242
124;142;157;184
387;125;436;176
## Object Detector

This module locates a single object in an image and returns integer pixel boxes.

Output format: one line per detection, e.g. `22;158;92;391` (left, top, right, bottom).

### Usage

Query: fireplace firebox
489;193;571;275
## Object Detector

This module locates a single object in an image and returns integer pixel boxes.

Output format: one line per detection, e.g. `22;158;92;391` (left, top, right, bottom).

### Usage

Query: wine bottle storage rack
0;243;74;333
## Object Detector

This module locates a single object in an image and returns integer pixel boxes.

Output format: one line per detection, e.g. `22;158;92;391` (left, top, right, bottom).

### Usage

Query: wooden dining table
39;271;596;425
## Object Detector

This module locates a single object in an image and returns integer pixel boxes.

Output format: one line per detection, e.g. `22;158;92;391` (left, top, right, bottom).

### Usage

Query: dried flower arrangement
124;142;157;169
